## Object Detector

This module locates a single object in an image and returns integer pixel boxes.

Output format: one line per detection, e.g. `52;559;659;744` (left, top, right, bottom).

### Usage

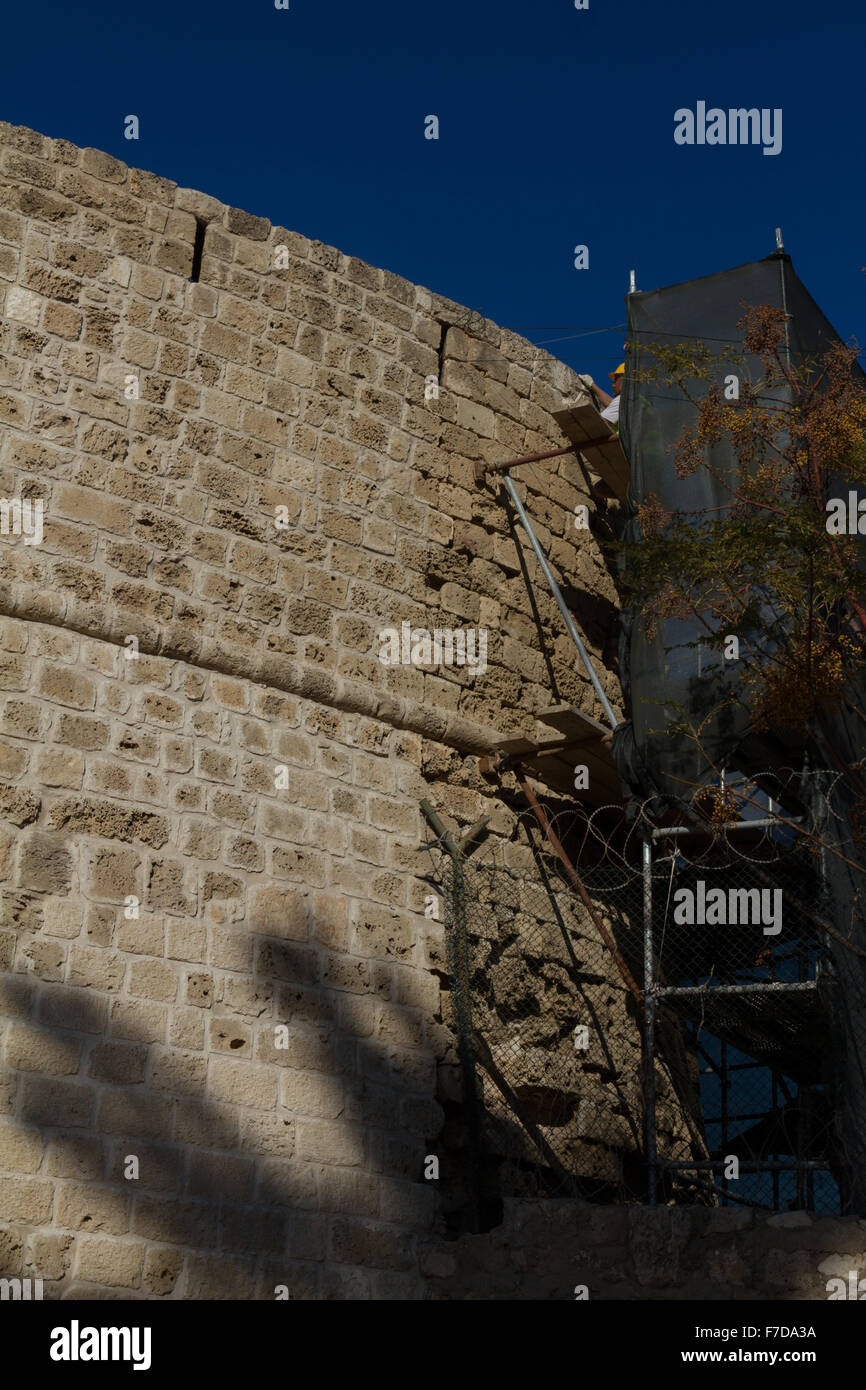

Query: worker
580;363;624;429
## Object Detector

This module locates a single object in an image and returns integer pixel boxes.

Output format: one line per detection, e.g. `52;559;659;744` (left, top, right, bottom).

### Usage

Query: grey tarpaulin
614;251;864;814
614;250;866;1210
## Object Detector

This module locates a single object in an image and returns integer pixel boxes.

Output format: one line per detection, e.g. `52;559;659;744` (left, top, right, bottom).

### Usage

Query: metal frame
643;834;657;1204
500;473;619;730
473;443;620;732
420;800;485;1233
642;821;830;1209
423;798;593;1206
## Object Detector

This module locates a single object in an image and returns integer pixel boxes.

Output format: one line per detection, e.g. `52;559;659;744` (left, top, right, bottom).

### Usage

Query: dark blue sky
4;0;864;376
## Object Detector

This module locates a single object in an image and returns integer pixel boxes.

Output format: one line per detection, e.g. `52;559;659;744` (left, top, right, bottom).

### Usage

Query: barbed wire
426;770;863;1217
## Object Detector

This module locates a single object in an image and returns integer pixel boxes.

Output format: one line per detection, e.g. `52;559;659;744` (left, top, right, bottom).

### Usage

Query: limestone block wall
0;121;621;747
0;120;628;1299
419;1200;866;1301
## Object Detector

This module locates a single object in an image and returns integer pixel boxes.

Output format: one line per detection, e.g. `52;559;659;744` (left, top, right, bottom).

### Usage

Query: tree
620;304;866;1210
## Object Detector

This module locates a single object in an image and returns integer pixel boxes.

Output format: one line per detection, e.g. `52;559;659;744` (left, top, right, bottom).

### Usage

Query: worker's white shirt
600;394;621;425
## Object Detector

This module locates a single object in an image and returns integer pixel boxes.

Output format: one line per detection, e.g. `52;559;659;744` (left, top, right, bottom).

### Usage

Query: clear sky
4;0;864;378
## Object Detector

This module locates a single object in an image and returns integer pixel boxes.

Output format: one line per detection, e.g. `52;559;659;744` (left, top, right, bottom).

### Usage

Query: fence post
421;800;484;1233
643;834;658;1206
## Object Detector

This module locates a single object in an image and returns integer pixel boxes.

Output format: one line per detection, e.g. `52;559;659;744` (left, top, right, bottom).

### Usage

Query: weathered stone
0;120;768;1310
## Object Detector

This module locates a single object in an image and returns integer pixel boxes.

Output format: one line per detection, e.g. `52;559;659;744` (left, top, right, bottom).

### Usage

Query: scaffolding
453;393;842;1213
641;816;836;1212
426;787;839;1215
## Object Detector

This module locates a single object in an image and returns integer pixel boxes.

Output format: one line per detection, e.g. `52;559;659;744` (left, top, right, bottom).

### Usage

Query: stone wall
0;121;633;1299
0;120;850;1305
420;1200;866;1300
0;121;621;744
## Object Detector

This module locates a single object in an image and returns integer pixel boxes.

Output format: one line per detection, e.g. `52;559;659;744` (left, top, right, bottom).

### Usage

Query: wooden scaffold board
482;703;623;805
551;401;630;502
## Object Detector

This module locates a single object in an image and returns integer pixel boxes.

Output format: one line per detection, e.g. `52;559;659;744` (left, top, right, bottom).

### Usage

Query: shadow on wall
0;891;442;1300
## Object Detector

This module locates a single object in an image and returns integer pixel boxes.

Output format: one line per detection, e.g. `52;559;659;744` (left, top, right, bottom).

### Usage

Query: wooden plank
551;402;630;501
496;736;539;757
525;742;622;796
496;717;607;756
537;704;610;740
554;400;617;445
489;702;623;803
521;756;574;797
522;752;622;803
532;704;622;801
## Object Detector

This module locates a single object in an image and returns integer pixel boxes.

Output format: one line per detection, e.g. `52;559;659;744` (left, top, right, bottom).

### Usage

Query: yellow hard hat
610;363;625;378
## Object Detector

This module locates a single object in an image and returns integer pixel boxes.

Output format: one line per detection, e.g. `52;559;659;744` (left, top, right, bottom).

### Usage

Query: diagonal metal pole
517;774;643;1006
500;472;619;731
472;1031;577;1192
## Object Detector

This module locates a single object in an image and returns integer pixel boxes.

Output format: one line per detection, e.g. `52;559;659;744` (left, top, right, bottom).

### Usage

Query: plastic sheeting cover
614;252;863;811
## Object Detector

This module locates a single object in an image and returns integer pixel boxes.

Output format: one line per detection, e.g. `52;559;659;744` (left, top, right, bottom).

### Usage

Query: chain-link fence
645;822;836;1212
429;776;856;1220
437;845;647;1206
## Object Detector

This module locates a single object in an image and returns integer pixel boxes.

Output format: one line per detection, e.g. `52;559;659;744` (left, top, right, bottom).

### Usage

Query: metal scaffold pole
643;834;658;1206
499;471;619;731
420;799;484;1233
